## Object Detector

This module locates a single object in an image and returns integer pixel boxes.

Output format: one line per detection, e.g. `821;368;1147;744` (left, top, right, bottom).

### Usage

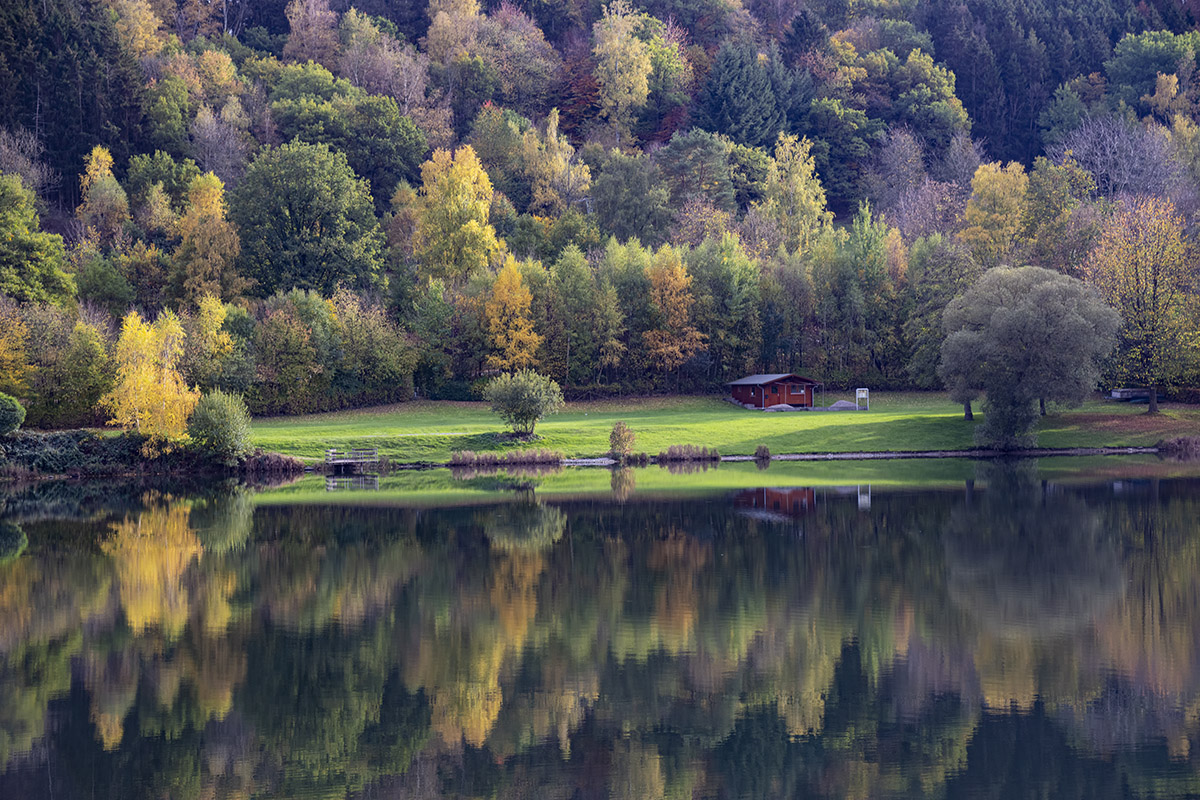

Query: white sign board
855;388;869;410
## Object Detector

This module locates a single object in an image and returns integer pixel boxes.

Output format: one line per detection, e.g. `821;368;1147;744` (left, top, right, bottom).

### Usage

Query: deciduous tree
592;150;672;245
76;147;131;249
230;141;384;295
940;267;1120;446
102;309;200;439
1084;195;1196;414
0;175;74;305
643;246;705;376
958;162;1028;268
486;257;542;370
172;173;246;304
483;369;564;434
413;146;505;281
592;0;651;143
753;134;832;256
283;0;339;66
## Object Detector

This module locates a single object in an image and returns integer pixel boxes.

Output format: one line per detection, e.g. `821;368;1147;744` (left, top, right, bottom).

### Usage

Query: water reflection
733;487;816;522
3;466;1200;798
450;463;564;481
326;474;381;491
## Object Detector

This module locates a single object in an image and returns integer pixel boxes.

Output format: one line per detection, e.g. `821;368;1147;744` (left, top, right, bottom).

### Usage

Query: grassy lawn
251;392;1200;463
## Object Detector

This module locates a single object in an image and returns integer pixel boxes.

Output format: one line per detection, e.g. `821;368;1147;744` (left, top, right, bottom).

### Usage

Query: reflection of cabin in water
734;487;816;522
727;373;822;409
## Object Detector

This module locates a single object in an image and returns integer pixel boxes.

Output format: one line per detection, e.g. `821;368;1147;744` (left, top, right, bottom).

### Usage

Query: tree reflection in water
1;466;1200;798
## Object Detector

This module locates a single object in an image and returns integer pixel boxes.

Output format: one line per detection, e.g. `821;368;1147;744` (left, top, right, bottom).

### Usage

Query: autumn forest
1;0;1200;427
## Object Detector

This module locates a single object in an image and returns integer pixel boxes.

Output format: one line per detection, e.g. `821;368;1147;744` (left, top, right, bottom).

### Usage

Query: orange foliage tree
643;246;705;378
485;256;542;370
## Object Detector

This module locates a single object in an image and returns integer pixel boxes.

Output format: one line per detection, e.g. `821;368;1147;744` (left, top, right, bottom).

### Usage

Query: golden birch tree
102;310;200;437
592;0;651;144
753;134;832;256
414;146;505;282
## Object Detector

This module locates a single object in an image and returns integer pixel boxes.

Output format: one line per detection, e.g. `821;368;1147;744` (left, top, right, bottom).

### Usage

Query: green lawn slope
250;392;1200;464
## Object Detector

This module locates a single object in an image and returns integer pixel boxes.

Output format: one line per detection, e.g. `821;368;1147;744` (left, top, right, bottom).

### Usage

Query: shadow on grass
437;432;545;453
711;416;977;456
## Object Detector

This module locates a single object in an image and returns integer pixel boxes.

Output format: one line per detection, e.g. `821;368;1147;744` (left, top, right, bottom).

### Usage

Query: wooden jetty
325;448;380;474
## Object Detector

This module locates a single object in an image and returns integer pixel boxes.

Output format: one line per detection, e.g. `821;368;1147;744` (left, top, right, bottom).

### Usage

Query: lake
3;458;1200;799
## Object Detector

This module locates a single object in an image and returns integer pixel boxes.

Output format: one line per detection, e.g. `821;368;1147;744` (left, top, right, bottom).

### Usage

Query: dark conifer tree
692;42;784;149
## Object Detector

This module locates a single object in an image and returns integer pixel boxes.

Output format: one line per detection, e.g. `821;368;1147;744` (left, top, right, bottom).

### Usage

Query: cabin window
771;386;778;394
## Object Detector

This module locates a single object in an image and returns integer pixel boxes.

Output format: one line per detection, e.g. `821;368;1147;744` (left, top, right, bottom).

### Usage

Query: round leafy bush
0;394;26;436
187;390;252;466
483;370;564;436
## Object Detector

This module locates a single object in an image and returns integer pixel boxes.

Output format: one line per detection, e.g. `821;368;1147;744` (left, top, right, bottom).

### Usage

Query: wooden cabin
727;373;821;409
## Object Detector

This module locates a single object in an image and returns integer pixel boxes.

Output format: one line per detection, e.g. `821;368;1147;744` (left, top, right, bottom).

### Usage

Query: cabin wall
780;383;814;407
731;385;764;407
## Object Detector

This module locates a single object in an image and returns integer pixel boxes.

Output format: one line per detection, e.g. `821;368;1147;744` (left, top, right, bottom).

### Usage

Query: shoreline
380;445;1164;471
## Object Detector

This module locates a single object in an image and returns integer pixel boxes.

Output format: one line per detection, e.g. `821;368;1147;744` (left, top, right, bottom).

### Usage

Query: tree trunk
1148;385;1159;415
1039;397;1046;416
963;401;973;421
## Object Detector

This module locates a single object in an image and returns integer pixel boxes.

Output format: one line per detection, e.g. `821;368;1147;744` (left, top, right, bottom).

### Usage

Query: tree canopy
940;266;1120;447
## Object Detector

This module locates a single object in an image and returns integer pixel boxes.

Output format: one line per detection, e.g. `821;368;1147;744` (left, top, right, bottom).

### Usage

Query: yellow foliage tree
1084;195;1196;414
102;310;200;438
77;146;130;247
643;246;705;375
172;172;246;303
414;146;505;282
80;145;114;197
753;134;833;256
592;0;651;143
958;161;1028;267
485;257;542;370
521;109;591;216
110;0;166;59
0;301;30;397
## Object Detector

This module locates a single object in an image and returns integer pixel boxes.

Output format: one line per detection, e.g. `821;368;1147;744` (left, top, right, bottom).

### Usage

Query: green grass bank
250;392;1200;464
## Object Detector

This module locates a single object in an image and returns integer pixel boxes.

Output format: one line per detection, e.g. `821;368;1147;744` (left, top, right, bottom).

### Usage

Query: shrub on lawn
755;444;770;460
483;370;565;436
610;421;635;462
188;390;253;465
0;393;26;436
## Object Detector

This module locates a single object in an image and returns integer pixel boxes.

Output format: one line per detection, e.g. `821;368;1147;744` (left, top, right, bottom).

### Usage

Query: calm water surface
3;461;1200;799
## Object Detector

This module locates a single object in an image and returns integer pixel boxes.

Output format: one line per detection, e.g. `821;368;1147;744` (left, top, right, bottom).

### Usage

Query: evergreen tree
692;42;783;149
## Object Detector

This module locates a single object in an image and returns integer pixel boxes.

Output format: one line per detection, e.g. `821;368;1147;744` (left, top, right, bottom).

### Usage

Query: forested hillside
1;0;1199;423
